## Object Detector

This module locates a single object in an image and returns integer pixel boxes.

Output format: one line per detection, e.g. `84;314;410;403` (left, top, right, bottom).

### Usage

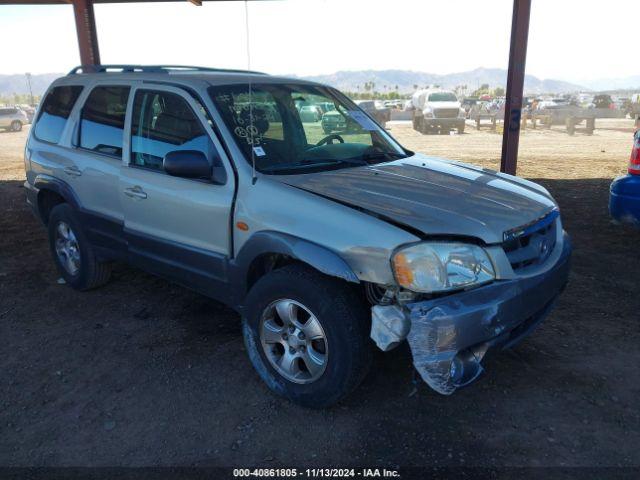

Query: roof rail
67;65;267;75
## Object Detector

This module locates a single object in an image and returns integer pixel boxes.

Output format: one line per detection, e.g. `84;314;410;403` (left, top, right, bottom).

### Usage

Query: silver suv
24;65;571;407
0;106;29;131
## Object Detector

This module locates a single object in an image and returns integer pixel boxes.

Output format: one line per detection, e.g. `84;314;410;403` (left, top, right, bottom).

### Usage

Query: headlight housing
423;107;434;118
392;242;495;293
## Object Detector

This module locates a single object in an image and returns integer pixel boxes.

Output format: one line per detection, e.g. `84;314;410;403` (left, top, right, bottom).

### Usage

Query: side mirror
163;150;224;183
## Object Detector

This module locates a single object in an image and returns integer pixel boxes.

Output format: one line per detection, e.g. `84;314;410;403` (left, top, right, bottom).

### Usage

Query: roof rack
68;64;267;75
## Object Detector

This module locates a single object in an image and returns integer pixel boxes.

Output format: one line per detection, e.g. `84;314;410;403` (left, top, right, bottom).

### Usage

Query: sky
0;0;637;83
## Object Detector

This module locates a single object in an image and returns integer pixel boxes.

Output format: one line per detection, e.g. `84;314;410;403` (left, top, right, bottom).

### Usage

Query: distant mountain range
0;73;61;98
581;75;640;92
297;68;587;95
2;68;639;98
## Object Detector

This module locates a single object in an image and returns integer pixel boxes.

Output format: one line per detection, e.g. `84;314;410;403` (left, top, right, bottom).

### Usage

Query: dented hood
276;155;557;244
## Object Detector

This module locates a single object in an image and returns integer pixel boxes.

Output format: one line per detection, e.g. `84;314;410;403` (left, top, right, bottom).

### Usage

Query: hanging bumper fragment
372;233;572;395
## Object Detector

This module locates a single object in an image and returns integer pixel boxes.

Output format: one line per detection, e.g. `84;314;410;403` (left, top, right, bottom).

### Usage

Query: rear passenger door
120;85;235;297
28;85;84;189
69;84;131;255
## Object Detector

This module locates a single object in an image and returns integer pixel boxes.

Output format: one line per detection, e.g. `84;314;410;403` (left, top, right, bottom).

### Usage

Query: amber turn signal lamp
393;253;414;287
236;221;249;231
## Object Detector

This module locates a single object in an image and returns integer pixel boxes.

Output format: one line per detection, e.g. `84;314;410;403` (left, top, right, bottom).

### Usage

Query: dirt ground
1;122;639;470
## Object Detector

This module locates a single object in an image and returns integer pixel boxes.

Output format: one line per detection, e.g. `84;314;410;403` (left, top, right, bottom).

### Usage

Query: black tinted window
80;86;130;156
34;85;83;144
131;90;210;171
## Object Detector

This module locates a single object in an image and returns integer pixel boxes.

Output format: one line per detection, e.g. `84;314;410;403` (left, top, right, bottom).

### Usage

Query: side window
79;86;130;157
130;90;212;171
33;85;83;144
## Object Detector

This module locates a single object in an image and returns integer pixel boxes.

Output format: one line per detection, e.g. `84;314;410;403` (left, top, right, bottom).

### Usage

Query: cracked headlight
392;242;495;293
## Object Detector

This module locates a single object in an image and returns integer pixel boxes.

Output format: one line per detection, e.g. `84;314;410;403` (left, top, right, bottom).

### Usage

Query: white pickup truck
411;89;466;134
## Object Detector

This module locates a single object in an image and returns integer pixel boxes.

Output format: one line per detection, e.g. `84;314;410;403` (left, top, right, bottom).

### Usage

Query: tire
10;120;22;132
242;264;372;408
48;203;111;291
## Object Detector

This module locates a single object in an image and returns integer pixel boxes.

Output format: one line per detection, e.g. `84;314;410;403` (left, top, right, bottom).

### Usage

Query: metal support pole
500;0;532;175
72;0;100;67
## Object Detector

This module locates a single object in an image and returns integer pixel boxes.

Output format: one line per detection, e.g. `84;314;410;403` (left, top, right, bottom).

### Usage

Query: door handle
124;186;147;199
63;166;82;177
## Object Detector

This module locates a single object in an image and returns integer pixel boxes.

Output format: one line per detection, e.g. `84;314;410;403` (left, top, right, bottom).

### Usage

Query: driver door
119;85;235;299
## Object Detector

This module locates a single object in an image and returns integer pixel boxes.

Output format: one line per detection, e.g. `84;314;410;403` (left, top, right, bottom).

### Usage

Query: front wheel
242;264;372;408
10;120;22;132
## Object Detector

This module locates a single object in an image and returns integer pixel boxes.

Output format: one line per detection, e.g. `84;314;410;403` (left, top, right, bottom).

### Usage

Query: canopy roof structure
0;0;531;174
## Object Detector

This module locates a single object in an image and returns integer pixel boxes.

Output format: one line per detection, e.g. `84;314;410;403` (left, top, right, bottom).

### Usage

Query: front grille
434;108;459;119
503;210;558;272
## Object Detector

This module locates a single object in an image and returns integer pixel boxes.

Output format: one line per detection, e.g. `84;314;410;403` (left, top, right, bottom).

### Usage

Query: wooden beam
72;0;100;67
500;0;532;175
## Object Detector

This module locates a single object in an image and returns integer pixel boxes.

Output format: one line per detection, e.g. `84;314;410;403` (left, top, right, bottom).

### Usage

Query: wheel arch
34;174;81;225
230;231;360;306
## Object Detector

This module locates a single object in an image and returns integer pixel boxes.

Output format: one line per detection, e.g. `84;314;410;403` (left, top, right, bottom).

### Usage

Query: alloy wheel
54;221;81;276
259;299;328;384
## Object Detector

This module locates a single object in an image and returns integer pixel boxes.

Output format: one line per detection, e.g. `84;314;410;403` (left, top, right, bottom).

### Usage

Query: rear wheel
48;204;111;290
242;264;372;408
10;120;22;132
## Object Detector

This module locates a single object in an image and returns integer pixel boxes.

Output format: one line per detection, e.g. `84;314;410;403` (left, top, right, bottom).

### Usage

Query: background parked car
355;100;390;127
625;94;640;119
610;129;640;225
411;89;466;134
321;109;350;134
536;99;587;125
15;104;36;123
587;94;626;119
0;107;29;132
298;105;323;122
461;97;479;117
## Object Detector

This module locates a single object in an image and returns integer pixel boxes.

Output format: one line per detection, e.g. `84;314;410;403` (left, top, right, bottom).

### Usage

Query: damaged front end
370;232;572;395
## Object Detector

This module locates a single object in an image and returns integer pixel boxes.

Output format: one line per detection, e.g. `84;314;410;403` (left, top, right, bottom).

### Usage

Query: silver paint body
25;71;565;289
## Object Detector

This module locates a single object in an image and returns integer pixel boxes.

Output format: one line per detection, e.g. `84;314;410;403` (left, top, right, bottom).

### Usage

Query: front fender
230;231;359;305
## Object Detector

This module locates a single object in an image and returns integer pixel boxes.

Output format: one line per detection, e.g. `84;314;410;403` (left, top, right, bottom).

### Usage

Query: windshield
428;92;458;102
209;83;407;175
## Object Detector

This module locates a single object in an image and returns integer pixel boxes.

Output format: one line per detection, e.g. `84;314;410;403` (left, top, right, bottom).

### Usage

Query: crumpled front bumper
405;232;572;395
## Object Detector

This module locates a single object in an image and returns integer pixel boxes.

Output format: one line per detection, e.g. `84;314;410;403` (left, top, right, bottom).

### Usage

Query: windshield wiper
361;151;407;162
260;157;368;173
